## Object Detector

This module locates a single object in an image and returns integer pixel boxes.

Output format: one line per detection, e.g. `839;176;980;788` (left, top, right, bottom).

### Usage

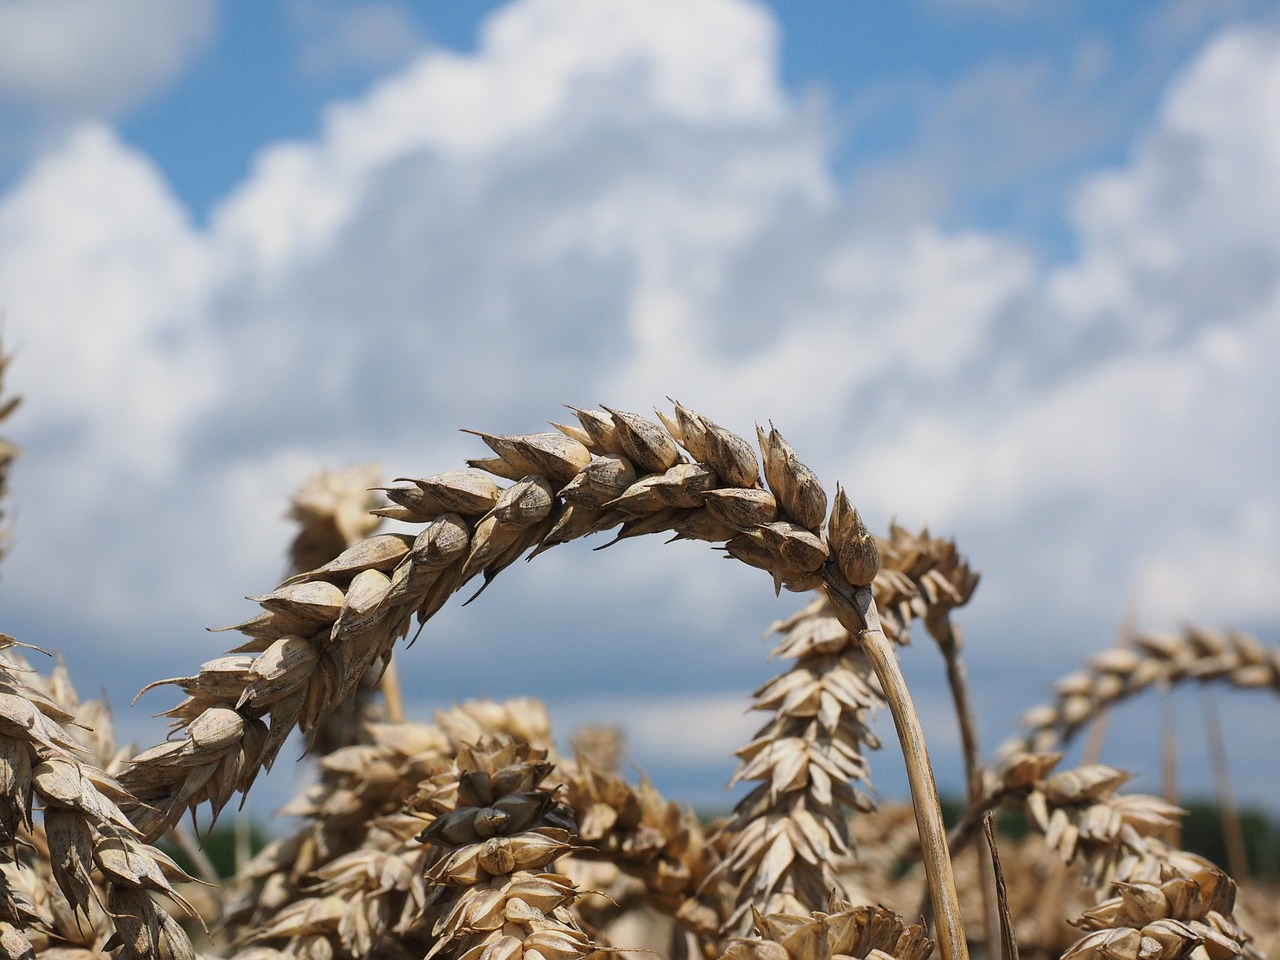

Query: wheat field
0;348;1275;960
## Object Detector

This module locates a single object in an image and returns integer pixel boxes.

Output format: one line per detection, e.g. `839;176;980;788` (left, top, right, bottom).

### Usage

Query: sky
1;0;1279;823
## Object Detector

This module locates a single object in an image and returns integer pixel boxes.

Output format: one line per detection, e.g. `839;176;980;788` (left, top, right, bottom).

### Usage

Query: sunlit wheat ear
706;600;884;935
0;635;200;959
1060;864;1247;960
704;524;985;936
223;698;553;953
720;900;934;960
557;754;720;947
118;399;967;960
109;406;846;805
999;626;1280;760
411;736;591;960
953;752;1256;954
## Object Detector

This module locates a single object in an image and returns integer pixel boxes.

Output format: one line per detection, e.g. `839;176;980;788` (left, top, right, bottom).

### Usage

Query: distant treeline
167;799;1280;883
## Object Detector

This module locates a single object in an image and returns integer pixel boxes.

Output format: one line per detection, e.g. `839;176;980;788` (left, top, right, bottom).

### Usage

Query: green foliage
1179;800;1280;881
158;822;271;881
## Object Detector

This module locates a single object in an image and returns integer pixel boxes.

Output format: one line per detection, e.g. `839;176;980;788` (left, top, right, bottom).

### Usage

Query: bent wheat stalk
120;401;968;960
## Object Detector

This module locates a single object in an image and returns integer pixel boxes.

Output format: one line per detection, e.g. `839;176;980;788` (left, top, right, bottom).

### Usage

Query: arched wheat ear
998;627;1280;760
119;400;968;960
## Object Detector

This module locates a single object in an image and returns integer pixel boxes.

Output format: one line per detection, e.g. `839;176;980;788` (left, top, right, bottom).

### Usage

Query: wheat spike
999;626;1280;760
115;401;972;960
0;635;200;958
557;755;721;945
948;751;1259;955
1061;864;1248;960
720;899;934;960
222;698;555;954
706;598;883;934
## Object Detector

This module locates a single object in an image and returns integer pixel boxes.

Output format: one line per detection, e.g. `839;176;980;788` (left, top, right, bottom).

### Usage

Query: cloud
0;124;220;477
288;1;425;78
0;0;1278;812
0;0;215;116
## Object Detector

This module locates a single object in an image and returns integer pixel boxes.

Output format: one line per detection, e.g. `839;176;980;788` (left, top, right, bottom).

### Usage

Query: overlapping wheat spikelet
223;698;556;956
285;465;399;759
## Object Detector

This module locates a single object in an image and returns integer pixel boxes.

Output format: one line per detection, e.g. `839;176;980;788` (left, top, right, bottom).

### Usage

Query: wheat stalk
116;400;968;960
0;343;18;569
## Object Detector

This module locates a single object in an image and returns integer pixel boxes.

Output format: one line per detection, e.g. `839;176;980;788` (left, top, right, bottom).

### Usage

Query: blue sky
1;0;1279;821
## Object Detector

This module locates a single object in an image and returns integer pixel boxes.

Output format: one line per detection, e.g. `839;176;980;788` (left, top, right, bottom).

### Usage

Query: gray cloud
0;0;215;115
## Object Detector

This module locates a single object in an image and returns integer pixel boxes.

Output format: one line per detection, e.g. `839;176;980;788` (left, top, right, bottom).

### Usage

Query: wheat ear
223;698;552;953
0;635;200;959
118;400;967;960
999;627;1280;760
953;753;1256;958
557;753;721;947
706;591;883;935
1060;862;1249;960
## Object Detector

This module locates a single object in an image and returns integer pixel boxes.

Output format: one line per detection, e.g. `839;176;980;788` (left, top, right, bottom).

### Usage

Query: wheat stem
822;574;968;960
